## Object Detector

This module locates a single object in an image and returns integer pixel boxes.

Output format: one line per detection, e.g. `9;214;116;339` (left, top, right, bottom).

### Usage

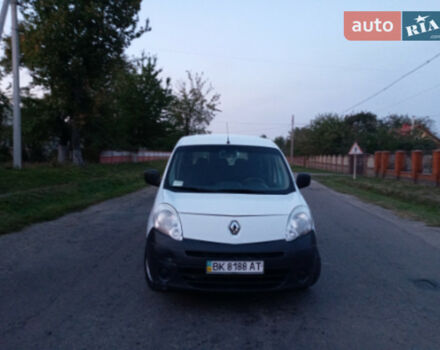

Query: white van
144;134;320;291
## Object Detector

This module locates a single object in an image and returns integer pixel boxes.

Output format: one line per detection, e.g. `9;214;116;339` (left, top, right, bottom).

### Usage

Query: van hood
154;189;308;244
161;190;301;216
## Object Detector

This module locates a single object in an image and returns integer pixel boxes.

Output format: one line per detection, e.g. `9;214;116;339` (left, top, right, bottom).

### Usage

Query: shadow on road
150;287;320;312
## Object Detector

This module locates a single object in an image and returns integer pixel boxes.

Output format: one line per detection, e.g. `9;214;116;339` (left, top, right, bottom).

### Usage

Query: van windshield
164;145;294;194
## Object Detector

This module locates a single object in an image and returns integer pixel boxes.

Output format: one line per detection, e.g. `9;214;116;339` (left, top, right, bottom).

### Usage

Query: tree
4;0;149;164
274;111;438;156
168;71;220;135
274;136;286;153
115;57;175;150
20;95;58;161
344;112;379;152
83;55;175;158
377;114;437;151
0;92;11;161
304;114;351;154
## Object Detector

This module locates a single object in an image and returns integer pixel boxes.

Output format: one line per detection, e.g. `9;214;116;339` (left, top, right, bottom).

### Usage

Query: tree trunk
184;116;190;135
57;115;71;164
57;144;68;163
71;123;84;166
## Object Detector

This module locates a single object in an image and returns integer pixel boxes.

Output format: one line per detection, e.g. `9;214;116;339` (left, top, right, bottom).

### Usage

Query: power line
341;51;440;114
152;47;396;73
376;82;440;113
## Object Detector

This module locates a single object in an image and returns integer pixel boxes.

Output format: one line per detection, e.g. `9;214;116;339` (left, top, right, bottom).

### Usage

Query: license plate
206;261;264;274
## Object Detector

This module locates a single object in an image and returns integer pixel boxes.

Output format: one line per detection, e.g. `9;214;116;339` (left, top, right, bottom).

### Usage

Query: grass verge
315;175;440;226
0;161;166;235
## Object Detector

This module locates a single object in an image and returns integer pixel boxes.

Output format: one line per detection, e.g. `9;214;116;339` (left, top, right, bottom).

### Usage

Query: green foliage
0;93;11;162
0;2;223;163
113;57;177;150
13;56;178;162
20;95;59;161
3;0;148;164
19;0;148;100
82;56;177;160
279;112;438;155
306;113;351;154
274;136;287;153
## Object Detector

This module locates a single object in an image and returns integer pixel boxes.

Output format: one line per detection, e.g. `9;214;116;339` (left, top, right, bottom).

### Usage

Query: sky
125;0;440;138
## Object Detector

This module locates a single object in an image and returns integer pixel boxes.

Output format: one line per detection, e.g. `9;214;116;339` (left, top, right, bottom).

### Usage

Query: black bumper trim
146;229;319;292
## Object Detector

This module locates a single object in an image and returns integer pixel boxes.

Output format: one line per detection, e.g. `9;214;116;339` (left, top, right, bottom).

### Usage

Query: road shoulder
309;180;440;251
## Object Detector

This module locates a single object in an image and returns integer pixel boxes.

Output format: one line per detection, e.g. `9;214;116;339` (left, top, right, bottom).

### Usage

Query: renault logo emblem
229;220;240;235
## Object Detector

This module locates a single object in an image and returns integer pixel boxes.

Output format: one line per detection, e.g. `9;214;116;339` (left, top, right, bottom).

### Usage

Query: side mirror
144;169;161;187
296;173;311;189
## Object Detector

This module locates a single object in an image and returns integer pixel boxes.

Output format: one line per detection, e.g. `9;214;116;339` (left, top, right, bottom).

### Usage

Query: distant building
399;123;440;147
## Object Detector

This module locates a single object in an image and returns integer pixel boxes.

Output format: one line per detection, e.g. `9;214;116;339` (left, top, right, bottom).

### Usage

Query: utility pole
0;0;21;168
11;0;21;168
290;114;294;163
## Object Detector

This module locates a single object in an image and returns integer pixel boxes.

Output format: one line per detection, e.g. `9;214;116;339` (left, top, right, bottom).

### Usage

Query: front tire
144;243;162;292
298;252;321;290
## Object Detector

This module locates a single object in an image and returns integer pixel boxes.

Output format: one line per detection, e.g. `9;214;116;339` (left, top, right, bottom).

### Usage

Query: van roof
176;134;278;148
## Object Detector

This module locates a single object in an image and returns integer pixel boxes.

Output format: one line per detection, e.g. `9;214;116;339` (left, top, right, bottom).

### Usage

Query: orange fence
100;150;171;164
373;150;440;185
289;149;440;186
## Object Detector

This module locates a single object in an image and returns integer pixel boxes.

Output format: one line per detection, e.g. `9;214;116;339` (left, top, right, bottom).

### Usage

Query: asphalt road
1;182;440;350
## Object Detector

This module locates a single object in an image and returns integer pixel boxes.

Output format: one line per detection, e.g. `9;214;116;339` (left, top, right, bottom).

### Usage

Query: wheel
298;252;321;290
308;252;321;286
144;242;163;292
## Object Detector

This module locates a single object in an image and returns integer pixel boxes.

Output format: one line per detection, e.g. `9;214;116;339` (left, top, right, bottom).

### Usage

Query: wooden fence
100;150;171;164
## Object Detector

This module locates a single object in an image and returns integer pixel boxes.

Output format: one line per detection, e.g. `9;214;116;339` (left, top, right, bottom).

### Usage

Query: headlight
285;206;314;241
153;203;183;241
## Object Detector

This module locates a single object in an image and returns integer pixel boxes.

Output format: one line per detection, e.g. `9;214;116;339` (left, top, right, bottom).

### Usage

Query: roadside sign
349;142;363;155
348;142;363;180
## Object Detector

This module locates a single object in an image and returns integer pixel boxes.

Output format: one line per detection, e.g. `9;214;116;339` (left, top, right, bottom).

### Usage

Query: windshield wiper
215;189;268;194
170;186;267;194
171;186;215;192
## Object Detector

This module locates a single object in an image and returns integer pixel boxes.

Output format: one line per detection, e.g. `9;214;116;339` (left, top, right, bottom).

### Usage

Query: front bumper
145;229;319;292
